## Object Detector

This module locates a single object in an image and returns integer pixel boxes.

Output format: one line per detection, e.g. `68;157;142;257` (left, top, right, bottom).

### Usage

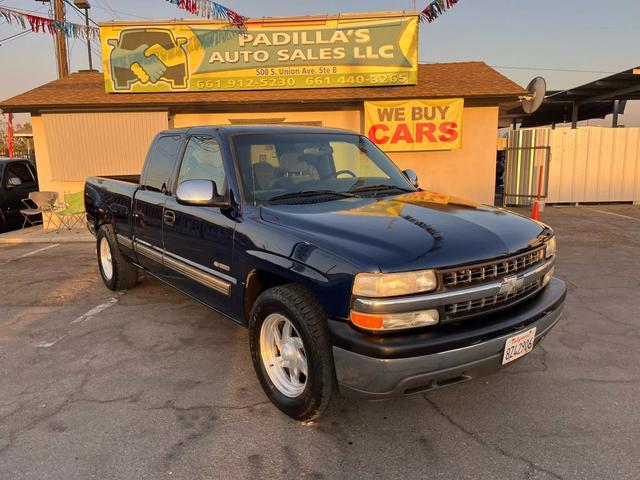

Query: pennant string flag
0;6;99;40
419;0;461;23
164;0;247;28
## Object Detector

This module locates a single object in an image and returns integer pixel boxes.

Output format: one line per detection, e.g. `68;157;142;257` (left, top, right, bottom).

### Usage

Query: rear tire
96;225;138;291
249;284;336;421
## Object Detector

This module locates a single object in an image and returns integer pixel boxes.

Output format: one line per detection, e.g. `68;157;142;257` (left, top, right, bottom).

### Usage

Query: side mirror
176;179;229;208
403;169;419;188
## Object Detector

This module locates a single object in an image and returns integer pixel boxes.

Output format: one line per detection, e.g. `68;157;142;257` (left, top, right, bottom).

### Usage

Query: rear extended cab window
141;135;183;193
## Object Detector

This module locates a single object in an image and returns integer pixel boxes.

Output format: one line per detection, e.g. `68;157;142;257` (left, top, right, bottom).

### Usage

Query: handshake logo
107;28;189;91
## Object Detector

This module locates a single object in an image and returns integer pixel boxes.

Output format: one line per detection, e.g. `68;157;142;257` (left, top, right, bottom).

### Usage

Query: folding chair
54;191;86;231
20;191;58;230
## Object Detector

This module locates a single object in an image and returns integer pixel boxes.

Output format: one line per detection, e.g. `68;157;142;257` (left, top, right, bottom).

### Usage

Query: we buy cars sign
364;99;463;152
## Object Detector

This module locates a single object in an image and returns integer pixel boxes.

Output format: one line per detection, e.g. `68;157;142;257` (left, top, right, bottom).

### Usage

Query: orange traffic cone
531;201;540;221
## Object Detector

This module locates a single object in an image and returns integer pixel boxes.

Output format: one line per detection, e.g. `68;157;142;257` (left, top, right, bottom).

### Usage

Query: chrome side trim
134;240;163;264
164;255;231;295
352;258;555;314
163;249;236;285
135;238;156;248
132;239;231;296
116;234;133;250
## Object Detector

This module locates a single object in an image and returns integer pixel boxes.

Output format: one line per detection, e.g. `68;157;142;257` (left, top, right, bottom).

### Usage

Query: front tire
249;284;336;421
96;225;138;291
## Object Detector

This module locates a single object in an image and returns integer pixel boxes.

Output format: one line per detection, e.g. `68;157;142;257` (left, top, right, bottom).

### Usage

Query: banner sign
364;98;464;152
99;14;418;93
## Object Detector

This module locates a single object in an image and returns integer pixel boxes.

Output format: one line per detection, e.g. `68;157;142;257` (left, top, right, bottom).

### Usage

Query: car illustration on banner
107;28;189;91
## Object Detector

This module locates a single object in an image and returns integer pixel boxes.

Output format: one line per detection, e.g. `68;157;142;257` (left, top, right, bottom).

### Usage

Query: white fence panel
507;126;640;204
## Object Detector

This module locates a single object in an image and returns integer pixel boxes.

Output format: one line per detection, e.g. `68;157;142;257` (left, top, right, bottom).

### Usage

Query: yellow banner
99;14;418;93
364;99;464;152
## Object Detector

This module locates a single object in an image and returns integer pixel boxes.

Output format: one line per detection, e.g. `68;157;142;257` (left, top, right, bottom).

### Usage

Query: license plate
502;327;537;365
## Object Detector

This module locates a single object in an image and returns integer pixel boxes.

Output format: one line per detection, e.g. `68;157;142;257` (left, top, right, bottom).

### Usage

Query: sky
1;0;639;126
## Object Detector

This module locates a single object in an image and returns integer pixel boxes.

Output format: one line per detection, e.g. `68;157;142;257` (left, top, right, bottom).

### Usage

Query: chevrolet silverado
85;125;565;421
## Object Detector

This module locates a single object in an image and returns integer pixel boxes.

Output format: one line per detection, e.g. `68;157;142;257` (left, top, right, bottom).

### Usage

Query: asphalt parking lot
1;205;639;480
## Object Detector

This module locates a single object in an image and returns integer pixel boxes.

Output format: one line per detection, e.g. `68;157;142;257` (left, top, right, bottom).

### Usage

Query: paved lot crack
149;398;271;413
572;377;638;385
148;399;268;471
0;356;98;458
0;372;88;457
424;396;565;480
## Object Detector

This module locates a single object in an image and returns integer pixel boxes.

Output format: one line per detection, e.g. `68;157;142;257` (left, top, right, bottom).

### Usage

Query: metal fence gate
503;145;551;206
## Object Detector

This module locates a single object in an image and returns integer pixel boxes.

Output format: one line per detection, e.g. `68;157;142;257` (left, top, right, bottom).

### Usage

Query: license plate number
502;327;536;365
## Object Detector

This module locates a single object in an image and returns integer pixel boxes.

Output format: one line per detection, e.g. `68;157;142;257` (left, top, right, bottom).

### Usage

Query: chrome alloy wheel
260;313;308;398
99;237;113;281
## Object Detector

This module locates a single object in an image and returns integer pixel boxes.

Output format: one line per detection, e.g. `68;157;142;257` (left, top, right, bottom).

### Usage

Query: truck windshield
233;133;415;204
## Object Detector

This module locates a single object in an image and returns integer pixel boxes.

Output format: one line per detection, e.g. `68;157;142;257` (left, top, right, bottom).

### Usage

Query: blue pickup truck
85;125;565;421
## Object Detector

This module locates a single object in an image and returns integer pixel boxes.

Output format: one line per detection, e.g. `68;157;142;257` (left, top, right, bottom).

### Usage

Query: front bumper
331;277;566;399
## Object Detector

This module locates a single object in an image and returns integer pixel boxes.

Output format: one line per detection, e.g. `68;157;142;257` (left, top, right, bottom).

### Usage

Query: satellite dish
522;76;547;114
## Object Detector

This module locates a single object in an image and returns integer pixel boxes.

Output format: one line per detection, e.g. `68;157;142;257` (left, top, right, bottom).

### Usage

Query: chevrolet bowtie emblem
499;275;524;295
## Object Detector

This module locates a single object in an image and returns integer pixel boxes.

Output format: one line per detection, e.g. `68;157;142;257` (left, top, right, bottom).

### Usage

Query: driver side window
178;136;226;191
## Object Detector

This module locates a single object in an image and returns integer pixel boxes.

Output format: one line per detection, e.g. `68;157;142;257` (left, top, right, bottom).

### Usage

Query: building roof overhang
1;62;526;115
504;66;640;127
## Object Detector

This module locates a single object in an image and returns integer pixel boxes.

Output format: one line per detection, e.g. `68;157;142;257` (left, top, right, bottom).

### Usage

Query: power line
85;37;102;59
0;29;32;46
423;61;616;75
69;32;76;57
91;1;151;20
63;0;99;26
0;28;30;42
490;65;615;75
95;0;120;19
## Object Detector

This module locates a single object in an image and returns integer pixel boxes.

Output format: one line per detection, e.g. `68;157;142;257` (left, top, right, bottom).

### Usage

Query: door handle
163;210;175;226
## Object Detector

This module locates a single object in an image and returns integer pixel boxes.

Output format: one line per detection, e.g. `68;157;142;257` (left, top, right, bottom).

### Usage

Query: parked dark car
0;158;38;232
85;126;565;421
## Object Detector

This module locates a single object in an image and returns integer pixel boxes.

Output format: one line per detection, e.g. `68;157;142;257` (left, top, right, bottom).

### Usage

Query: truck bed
85;175;141;238
96;174;141;184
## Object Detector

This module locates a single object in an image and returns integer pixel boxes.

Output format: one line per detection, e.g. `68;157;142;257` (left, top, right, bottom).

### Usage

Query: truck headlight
545;236;556;259
352;269;437;297
350;309;440;332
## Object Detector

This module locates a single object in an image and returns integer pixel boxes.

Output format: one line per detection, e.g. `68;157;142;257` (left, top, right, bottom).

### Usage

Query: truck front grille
443;279;541;319
439;247;545;289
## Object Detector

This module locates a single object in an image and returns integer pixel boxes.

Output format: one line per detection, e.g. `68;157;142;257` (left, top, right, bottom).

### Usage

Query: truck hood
259;191;548;272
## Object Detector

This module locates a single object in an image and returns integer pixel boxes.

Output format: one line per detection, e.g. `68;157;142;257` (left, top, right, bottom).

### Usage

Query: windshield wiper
268;190;355;202
348;184;413;195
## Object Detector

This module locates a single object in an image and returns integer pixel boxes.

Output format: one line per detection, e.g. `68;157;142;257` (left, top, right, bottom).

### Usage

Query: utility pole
612;99;620;128
7;113;15;158
74;1;93;70
53;0;69;78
